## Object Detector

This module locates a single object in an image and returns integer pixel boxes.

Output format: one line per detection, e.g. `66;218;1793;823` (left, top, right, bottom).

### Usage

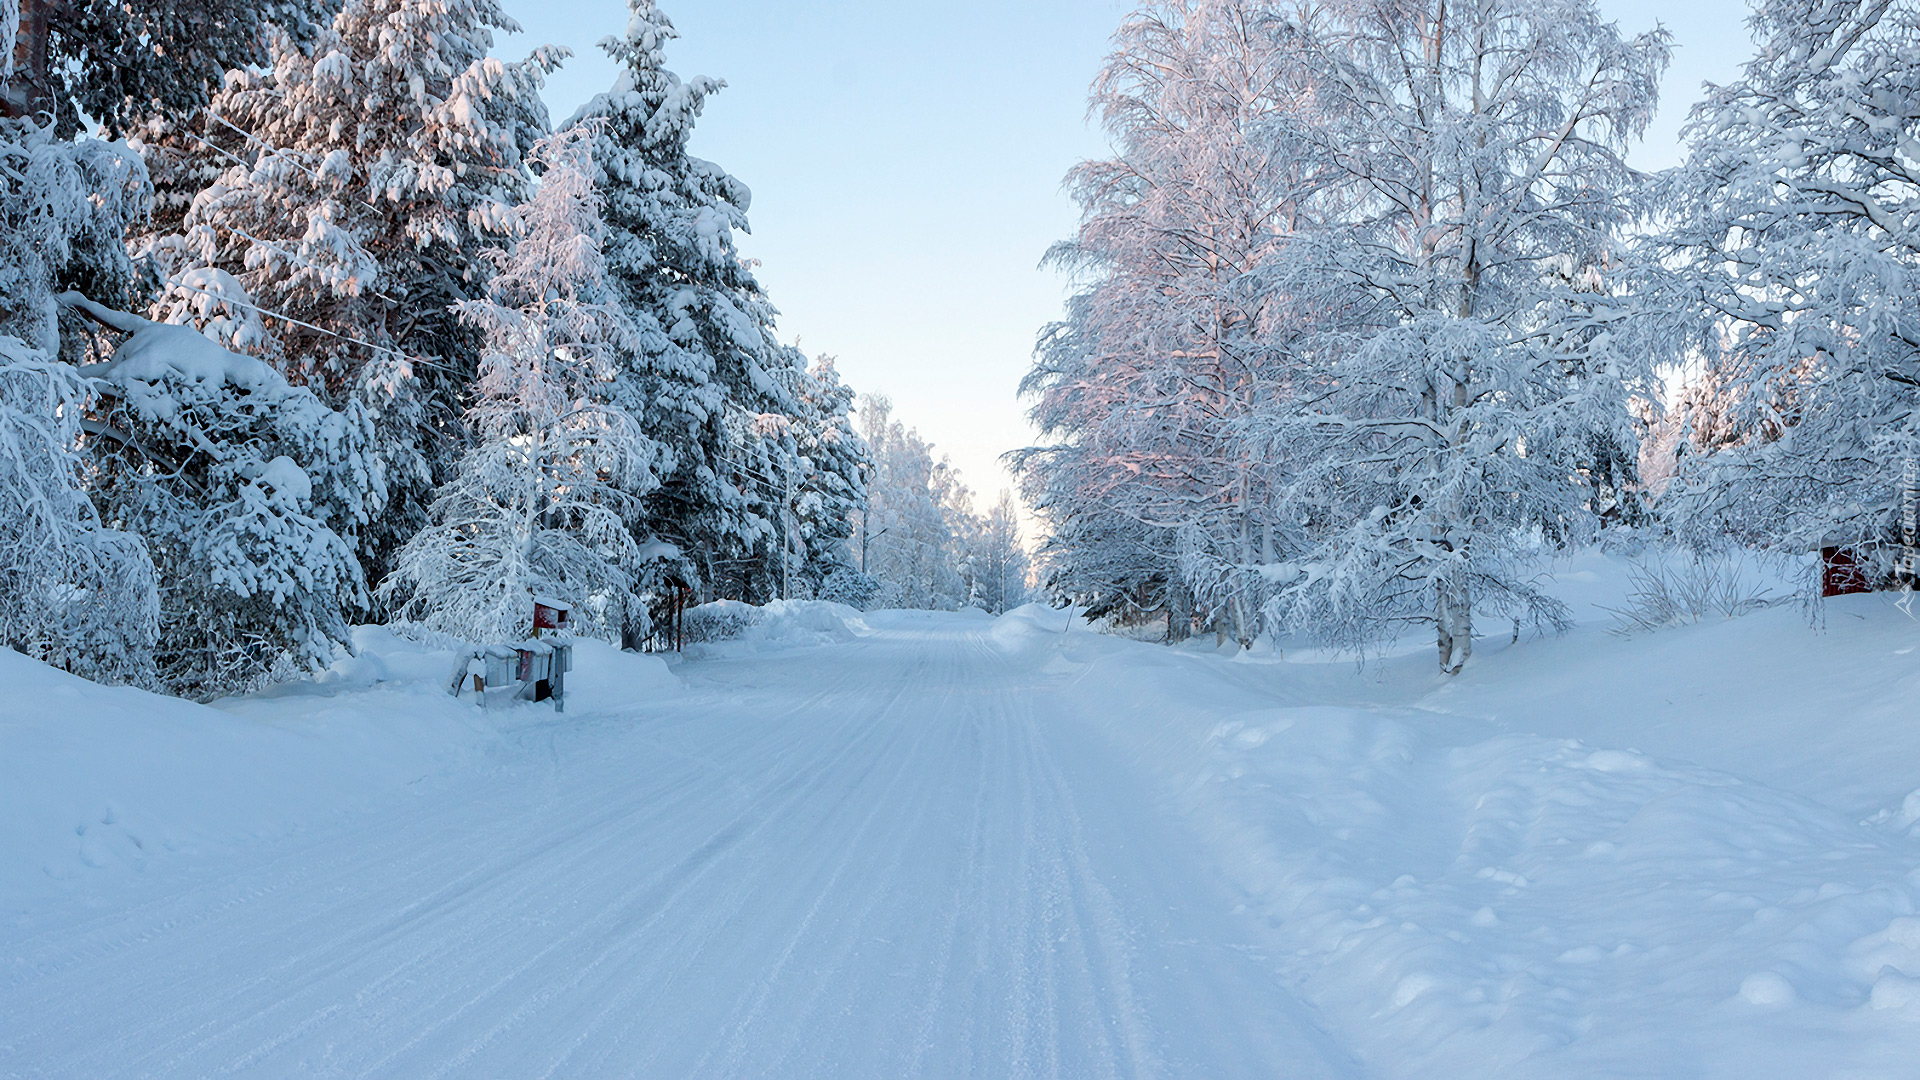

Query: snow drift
681;598;871;652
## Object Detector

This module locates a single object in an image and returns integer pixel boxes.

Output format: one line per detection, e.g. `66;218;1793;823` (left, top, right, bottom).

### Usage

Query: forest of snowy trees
0;0;1027;698
1018;0;1920;671
7;0;1916;696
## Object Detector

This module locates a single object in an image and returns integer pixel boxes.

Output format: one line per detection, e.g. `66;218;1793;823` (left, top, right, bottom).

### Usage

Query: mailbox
533;596;570;633
448;596;574;711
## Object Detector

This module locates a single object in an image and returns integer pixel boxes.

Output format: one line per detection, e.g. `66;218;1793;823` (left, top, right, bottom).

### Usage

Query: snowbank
682;598;870;653
0;626;681;925
988;557;1920;1078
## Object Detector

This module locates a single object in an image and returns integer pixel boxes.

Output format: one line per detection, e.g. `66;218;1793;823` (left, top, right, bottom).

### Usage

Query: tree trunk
3;0;54;122
1165;575;1192;643
1436;579;1471;674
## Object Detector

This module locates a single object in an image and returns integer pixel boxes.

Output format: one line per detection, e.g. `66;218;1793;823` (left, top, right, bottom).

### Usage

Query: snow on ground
2;554;1918;1077
0;628;680;928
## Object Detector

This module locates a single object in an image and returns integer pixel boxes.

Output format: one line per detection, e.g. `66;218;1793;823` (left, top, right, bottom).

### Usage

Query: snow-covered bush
62;294;370;698
680;599;866;648
816;567;882;610
680;600;765;644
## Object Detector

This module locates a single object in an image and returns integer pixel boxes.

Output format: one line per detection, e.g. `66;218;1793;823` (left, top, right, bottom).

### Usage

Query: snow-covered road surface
2;614;1359;1078
7;582;1920;1079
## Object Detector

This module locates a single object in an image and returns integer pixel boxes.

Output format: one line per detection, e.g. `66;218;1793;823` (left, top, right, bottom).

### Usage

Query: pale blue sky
502;0;1754;514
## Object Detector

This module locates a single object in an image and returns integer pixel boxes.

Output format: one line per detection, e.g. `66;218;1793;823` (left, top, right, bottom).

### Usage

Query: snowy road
2;615;1360;1078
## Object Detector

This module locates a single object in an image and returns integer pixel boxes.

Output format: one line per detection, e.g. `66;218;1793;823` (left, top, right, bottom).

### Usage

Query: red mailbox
533;595;570;632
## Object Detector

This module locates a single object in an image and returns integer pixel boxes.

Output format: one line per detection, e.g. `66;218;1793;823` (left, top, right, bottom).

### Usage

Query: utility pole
782;460;793;601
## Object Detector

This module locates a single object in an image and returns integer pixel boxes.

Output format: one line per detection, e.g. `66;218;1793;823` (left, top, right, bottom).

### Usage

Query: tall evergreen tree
384;126;661;642
567;0;798;600
788;354;870;597
3;0;330;136
146;0;562;593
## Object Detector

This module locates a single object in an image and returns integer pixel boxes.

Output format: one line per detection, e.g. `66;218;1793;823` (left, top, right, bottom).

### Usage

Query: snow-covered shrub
1601;554;1783;636
681;600;765;644
62;294;371;698
681;599;866;648
816;567;881;610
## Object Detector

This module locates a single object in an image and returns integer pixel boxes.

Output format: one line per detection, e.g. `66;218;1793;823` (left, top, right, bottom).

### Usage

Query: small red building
1820;546;1872;598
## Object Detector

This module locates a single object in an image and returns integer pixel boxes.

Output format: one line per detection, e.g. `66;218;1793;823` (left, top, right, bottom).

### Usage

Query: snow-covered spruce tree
145;0;562;592
1260;0;1669;672
1019;0;1329;647
567;0;799;601
2;0;329;136
383;126;661;643
1656;0;1920;579
786;353;870;598
60;293;369;698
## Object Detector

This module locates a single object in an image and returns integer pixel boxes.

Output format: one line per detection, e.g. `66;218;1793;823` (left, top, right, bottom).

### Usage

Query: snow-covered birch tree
959;490;1032;615
854;394;971;610
383;126;660;643
1258;0;1669;671
1020;0;1331;646
1656;0;1920;582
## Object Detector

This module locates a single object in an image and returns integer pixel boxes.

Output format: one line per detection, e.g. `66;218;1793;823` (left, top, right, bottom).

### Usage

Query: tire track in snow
3;616;1367;1079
